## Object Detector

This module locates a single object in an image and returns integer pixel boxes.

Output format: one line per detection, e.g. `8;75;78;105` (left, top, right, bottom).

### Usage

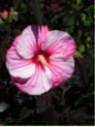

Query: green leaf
21;3;27;13
87;36;92;42
7;15;13;23
0;18;4;24
76;0;82;4
81;13;91;27
74;51;83;58
79;44;85;53
11;9;18;21
81;13;86;22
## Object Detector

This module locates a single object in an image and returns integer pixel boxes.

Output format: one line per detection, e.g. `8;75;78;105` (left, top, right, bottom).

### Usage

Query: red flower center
32;50;50;66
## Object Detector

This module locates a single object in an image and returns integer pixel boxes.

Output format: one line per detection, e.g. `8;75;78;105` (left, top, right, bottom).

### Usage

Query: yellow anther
38;55;48;66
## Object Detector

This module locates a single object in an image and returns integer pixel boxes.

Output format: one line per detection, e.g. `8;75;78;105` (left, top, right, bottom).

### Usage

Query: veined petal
6;38;35;79
42;30;76;57
17;25;49;59
48;56;75;87
12;66;52;95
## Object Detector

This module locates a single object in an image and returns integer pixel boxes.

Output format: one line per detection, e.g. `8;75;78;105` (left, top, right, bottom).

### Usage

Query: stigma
38;55;48;66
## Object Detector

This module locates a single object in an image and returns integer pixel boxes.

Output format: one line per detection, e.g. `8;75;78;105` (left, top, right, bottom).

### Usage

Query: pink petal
42;30;76;57
11;66;52;95
17;25;49;59
6;37;35;79
48;56;75;87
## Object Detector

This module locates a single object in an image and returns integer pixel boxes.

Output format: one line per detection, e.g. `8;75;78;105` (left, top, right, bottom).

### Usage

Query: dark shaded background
0;0;94;125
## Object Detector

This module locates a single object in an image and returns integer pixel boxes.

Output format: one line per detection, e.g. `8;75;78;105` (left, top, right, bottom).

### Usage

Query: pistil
38;55;48;66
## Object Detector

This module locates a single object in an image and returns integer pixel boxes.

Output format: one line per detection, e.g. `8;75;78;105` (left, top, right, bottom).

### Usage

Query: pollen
38;55;48;66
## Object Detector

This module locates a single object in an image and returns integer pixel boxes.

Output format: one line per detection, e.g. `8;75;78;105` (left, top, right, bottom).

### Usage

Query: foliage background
0;0;94;125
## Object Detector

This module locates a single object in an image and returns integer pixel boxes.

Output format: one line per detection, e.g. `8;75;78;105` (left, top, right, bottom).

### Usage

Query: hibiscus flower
6;25;76;95
0;0;13;19
0;10;8;19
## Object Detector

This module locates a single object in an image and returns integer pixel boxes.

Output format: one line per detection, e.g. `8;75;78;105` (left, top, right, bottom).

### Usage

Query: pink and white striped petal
48;56;75;87
17;25;49;59
11;66;52;95
42;30;76;57
6;38;35;79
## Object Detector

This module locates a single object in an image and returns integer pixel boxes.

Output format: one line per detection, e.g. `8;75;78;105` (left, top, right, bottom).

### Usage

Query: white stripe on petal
48;56;75;87
6;43;35;79
13;67;52;95
17;25;49;59
42;30;76;57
